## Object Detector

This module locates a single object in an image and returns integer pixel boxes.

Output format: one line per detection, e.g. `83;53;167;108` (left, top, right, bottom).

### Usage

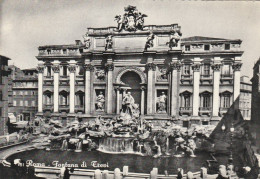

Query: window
24;100;28;106
20;100;23;106
203;64;210;75
225;44;230;50
47;66;51;76
223;95;230;108
31;100;35;106
63;66;67;76
222;64;231;75
201;93;211;108
185;45;190;51
24;91;28;95
184;95;190;107
13;91;16;95
0;108;2;116
0;91;2;101
20;91;23;95
13;100;16;106
204;44;210;51
183;65;190;75
78;65;84;76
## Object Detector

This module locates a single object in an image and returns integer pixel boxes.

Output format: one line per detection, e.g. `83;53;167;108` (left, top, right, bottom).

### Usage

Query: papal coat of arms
115;5;147;32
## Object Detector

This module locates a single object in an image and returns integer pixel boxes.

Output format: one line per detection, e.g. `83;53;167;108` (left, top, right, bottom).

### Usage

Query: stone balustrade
30;165;239;179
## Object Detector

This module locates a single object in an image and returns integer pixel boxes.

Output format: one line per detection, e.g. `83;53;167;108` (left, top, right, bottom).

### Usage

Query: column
84;64;93;114
106;63;114;114
141;86;146;115
170;60;181;117
146;63;156;115
68;64;76;113
212;64;221;117
37;66;44;113
115;87;120;114
232;62;242;101
52;64;60;113
192;63;201;116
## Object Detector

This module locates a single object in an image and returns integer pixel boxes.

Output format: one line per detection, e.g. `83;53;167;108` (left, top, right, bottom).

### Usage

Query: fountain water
75;140;83;152
153;136;162;158
98;137;134;153
61;139;68;151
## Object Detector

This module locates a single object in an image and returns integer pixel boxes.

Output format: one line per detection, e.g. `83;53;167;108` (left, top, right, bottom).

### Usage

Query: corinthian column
232;62;242;101
212;63;221;117
84;64;93;114
141;86;146;115
68;64;76;113
146;63;156;114
192;63;201;116
37;65;44;113
52;64;60;113
170;60;181;117
106;63;114;114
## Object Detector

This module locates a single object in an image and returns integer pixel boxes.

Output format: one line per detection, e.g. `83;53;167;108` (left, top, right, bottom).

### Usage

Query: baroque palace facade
36;6;243;126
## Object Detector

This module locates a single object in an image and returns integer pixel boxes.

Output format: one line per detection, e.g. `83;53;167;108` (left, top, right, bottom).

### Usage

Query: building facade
239;76;252;120
0;55;10;135
8;67;38;121
36;7;243;126
251;58;260;124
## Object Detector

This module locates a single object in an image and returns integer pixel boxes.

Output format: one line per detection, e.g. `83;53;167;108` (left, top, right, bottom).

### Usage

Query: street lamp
229;123;234;164
221;124;226;132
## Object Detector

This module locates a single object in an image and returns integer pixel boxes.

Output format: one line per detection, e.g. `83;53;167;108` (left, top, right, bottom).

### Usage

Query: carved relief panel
95;67;106;82
157;66;168;82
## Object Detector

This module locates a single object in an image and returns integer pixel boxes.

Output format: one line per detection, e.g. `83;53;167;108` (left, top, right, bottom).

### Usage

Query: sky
1;0;260;78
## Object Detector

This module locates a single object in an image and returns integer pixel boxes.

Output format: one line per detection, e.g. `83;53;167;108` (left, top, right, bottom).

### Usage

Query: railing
219;107;229;111
179;107;192;116
44;104;53;110
199;107;212;111
44;76;53;80
181;74;192;79
221;74;233;79
38;49;81;56
75;105;84;111
200;74;212;79
180;107;192;111
26;165;238;179
0;133;28;148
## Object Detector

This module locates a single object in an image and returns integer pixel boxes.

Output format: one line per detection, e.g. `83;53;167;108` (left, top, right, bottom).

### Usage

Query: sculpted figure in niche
105;35;113;51
157;92;167;113
167;32;181;49
145;32;155;51
96;91;105;111
122;92;135;115
83;33;91;49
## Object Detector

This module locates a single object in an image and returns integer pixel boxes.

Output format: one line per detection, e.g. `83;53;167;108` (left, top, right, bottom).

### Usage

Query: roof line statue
115;5;147;32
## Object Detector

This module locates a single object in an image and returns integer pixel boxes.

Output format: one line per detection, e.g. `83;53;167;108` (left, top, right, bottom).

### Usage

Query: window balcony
200;74;212;84
43;104;53;111
59;104;69;112
220;74;233;84
75;105;84;112
199;107;212;116
179;107;192;116
180;74;192;84
219;107;229;117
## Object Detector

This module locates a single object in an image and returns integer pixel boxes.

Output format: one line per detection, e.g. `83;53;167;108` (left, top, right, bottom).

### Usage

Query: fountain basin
6;149;241;174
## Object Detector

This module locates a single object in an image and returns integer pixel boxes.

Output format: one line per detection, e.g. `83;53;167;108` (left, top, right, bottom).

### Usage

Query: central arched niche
120;71;142;106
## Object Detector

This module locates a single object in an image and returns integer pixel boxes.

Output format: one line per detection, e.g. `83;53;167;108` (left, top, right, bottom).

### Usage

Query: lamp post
229;123;234;164
221;124;226;132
